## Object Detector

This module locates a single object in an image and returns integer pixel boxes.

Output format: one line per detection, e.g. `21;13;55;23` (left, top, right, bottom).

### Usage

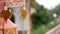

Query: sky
36;0;60;9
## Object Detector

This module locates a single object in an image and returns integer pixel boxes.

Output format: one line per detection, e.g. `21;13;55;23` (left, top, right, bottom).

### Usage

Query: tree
32;2;53;28
53;4;60;15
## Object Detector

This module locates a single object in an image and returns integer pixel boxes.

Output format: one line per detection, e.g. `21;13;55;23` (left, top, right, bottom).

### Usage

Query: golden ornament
22;7;27;20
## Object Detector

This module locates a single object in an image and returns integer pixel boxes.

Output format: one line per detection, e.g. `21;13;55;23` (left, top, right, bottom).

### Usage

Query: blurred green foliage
52;4;60;15
32;2;54;28
32;19;60;34
32;2;60;34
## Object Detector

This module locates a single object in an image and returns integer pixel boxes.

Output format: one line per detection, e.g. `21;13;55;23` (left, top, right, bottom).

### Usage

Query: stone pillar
10;6;23;34
7;0;32;34
10;6;31;34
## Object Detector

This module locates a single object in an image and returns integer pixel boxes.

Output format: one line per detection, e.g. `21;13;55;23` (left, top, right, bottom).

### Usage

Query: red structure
0;1;17;34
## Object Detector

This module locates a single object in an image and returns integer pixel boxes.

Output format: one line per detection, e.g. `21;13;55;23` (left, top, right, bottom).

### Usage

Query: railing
45;24;60;34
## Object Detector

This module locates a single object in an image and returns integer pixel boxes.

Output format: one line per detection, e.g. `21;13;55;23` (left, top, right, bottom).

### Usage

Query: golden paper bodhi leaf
2;10;12;21
22;7;27;20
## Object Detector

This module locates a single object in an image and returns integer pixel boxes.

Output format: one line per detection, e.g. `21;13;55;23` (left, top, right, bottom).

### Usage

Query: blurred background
31;0;60;34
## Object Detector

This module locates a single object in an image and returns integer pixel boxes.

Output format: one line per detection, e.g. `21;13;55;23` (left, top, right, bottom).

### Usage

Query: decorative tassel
2;10;12;22
22;7;27;20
